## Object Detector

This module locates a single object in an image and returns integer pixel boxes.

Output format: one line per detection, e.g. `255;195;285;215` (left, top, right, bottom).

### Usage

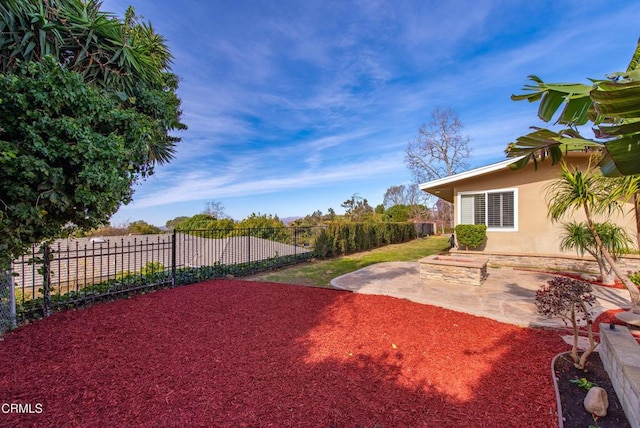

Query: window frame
457;188;518;232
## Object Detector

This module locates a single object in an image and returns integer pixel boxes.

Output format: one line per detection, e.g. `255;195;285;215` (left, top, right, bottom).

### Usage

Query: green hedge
454;224;487;250
312;222;416;258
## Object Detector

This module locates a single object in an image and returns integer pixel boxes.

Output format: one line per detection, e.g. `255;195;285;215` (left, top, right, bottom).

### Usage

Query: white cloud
133;156;404;208
100;0;640;224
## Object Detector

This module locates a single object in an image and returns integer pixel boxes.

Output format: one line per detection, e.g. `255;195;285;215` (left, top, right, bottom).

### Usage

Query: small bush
629;270;640;289
535;276;597;369
454;224;487;250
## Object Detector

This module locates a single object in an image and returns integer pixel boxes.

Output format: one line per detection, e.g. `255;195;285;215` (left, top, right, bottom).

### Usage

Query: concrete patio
331;262;632;328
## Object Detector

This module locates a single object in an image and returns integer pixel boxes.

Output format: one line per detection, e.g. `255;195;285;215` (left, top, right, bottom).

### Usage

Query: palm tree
610;175;640;251
547;163;640;313
560;221;632;285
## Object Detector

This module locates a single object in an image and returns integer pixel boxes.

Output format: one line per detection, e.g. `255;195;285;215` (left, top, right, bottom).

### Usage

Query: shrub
312;222;416;258
312;229;332;258
629;270;640;289
141;261;164;276
535;276;598;369
454;224;487;250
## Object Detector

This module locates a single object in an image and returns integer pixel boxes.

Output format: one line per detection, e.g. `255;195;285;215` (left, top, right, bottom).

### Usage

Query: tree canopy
405;107;471;183
405;107;469;228
236;213;285;230
382;205;411;222
84;220;162;236
128;220;162;235
506;39;640;177
291;210;336;227
382;184;424;208
341;194;374;222
0;1;185;267
175;214;234;231
165;216;190;230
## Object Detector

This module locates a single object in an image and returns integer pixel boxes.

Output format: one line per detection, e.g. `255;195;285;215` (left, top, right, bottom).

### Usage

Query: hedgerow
312;222;416;258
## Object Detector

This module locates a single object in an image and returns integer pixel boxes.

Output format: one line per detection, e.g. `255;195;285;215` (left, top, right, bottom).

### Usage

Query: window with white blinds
459;190;516;230
487;192;514;228
460;194;486;225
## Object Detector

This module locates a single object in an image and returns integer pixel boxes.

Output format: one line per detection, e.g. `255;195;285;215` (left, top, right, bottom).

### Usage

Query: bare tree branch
405;107;471;183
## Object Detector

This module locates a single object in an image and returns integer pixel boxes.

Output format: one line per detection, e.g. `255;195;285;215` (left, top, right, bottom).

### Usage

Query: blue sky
101;0;640;227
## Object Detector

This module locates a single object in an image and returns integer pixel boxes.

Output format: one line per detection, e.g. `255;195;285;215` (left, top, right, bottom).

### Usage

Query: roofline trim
418;155;527;190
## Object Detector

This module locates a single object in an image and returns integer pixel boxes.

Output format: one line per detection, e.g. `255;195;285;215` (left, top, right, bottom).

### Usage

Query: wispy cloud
100;0;640;224
133;156;404;208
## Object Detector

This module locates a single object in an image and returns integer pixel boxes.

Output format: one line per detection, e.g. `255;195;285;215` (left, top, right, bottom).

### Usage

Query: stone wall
419;255;488;286
450;250;640;274
599;325;640;428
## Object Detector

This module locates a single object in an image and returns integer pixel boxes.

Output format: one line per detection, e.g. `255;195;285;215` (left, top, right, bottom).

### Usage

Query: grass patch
243;236;450;287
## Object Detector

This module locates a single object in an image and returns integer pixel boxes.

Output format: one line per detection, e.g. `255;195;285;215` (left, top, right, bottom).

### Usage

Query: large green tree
128;220;162;235
341;194;374;222
382;205;410;222
0;0;185;164
235;213;288;242
175;214;235;232
236;213;285;230
0;1;185;268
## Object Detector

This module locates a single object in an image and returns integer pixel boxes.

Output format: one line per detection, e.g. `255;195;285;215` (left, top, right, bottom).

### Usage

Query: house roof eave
418;156;527;202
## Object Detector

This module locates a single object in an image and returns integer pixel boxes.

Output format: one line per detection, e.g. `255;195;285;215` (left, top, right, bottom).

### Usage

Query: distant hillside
280;216;301;225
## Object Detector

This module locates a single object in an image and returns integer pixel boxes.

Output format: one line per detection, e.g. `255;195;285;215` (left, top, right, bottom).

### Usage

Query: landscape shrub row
313;222;416;258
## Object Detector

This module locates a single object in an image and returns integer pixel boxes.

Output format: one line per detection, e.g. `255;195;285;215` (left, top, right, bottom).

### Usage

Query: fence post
7;270;16;329
247;228;251;267
1;269;17;332
42;245;51;318
171;229;177;288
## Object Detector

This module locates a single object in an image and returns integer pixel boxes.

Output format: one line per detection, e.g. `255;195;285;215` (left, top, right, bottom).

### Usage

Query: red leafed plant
536;276;598;369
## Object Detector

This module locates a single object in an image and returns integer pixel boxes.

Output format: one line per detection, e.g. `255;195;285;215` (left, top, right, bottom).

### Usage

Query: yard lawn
0;279;565;427
244;235;450;287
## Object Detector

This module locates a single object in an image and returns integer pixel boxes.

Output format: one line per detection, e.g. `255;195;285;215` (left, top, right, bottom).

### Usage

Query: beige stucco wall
453;154;637;255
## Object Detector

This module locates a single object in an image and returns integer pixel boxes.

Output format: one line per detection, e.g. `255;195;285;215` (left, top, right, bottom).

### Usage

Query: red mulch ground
593;309;628;332
518;269;627;290
0;280;567;427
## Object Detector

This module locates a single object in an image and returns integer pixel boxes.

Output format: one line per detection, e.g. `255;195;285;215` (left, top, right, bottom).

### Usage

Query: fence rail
6;227;319;325
1;222;418;331
0;271;16;333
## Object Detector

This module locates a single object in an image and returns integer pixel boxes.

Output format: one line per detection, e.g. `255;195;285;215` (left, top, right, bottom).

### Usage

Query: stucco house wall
421;153;637;257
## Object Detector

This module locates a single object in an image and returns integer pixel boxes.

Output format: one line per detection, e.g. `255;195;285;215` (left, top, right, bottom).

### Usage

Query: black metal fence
0;272;15;334
8;227;320;324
